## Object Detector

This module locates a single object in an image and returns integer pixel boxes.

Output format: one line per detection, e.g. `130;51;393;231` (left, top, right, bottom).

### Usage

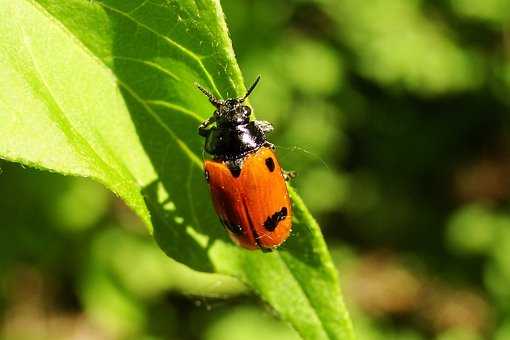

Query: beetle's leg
257;121;274;150
198;116;216;137
255;120;273;133
282;170;296;182
263;141;275;149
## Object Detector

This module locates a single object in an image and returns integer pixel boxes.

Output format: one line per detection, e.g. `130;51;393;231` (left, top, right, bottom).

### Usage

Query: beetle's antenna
241;75;261;102
196;83;222;107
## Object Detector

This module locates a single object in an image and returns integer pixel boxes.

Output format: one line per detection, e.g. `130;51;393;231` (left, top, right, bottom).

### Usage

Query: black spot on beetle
220;218;244;235
204;169;210;182
227;222;244;235
263;207;288;231
226;159;243;178
265;157;275;172
229;166;241;178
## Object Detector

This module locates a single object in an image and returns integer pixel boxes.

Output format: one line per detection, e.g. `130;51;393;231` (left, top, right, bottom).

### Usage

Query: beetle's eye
243;106;252;116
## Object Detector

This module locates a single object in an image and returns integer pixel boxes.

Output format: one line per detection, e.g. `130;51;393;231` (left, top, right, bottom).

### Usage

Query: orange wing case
204;147;292;250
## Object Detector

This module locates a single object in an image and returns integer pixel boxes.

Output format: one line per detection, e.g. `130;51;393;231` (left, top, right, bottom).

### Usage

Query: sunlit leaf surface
0;1;354;338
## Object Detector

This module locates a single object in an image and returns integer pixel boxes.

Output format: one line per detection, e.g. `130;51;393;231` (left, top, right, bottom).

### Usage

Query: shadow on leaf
103;0;232;272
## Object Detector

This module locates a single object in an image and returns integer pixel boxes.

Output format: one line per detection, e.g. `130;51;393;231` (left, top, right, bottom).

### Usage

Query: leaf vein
111;56;182;81
117;81;203;169
145;99;202;121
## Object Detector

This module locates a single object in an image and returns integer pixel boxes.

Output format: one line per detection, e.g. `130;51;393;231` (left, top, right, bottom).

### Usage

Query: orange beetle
197;77;293;250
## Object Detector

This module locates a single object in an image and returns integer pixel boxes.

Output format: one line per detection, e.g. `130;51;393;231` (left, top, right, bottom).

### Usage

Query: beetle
197;76;293;251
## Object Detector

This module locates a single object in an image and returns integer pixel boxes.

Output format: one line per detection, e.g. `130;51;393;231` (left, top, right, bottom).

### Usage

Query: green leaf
0;1;354;339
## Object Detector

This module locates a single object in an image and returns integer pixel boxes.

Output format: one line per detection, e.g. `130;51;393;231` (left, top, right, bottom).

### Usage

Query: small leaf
0;1;354;339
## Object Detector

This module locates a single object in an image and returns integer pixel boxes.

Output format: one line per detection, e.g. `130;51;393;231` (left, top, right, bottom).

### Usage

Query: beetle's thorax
204;120;266;161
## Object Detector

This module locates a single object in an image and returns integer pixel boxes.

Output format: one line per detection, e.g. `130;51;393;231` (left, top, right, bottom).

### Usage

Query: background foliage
1;0;509;339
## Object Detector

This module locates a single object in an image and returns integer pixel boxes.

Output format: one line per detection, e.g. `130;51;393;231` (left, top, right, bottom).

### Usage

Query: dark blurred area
2;0;510;339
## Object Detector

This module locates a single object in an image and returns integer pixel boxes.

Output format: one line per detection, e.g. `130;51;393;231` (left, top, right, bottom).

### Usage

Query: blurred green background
2;0;510;339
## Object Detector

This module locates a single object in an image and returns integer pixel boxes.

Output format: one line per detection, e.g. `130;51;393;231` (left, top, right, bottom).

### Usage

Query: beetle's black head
197;76;260;127
197;76;267;160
